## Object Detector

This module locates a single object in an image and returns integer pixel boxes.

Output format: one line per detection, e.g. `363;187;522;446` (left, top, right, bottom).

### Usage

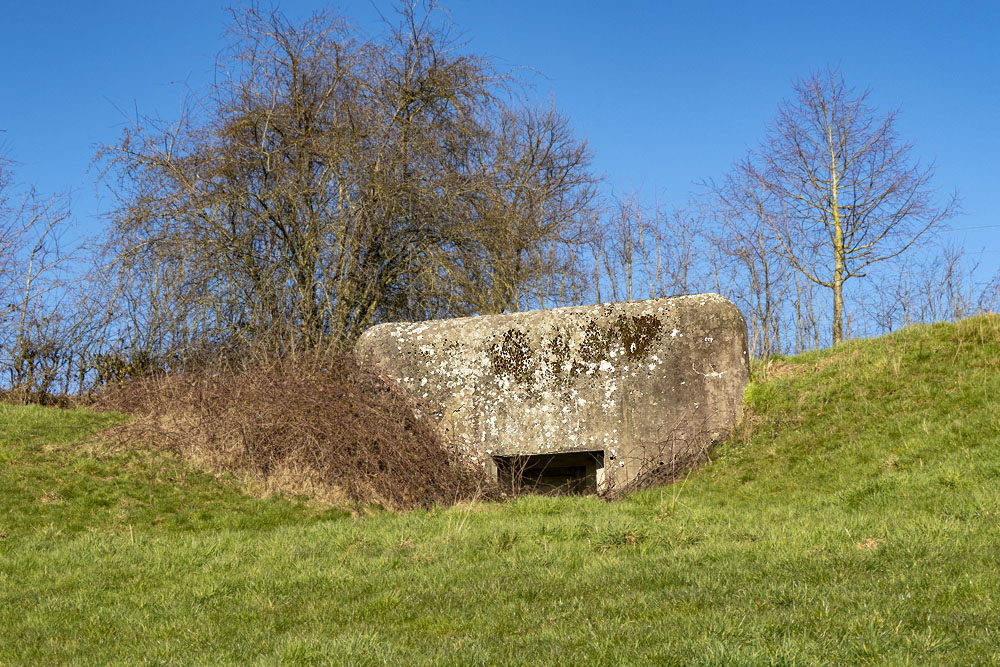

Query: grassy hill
2;315;999;664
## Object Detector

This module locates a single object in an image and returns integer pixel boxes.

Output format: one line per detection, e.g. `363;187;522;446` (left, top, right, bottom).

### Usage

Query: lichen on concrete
355;293;749;491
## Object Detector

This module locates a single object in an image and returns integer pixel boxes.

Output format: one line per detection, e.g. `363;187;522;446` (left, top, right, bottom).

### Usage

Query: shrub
97;353;494;511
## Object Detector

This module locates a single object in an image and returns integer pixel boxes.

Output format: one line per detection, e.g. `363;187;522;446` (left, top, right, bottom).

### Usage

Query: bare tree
0;154;88;400
860;243;1000;334
98;2;597;364
598;191;643;302
722;68;957;345
451;104;598;315
593;191;711;307
705;174;794;357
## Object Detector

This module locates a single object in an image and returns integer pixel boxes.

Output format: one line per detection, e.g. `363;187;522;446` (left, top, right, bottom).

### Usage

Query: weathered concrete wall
355;293;749;490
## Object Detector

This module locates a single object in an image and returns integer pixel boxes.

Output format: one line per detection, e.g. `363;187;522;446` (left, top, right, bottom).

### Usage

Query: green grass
2;315;1000;665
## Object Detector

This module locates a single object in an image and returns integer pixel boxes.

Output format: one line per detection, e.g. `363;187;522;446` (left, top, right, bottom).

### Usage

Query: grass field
2;315;999;664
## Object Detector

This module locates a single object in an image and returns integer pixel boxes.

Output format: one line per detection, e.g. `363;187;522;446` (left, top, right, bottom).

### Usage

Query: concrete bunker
355;293;749;494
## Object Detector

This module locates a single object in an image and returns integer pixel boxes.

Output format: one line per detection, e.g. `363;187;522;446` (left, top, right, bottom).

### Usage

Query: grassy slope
2;316;999;665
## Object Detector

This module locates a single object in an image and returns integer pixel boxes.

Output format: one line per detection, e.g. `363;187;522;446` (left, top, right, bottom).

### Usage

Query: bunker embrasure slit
493;450;605;495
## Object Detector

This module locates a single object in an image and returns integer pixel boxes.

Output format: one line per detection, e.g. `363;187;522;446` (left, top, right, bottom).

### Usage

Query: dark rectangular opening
493;450;605;495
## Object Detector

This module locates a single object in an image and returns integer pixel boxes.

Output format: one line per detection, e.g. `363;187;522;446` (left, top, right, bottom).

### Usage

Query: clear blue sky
2;1;997;275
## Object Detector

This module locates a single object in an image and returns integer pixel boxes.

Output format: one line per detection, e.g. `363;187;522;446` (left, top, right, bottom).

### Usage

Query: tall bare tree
722;68;957;344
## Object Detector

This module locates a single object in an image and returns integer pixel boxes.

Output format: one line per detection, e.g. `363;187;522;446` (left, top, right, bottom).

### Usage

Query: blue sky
2;1;997;275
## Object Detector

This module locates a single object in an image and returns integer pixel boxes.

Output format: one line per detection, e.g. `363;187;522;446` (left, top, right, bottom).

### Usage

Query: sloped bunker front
355;293;749;493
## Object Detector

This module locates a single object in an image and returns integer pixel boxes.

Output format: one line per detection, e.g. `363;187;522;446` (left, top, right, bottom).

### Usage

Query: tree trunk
832;267;844;345
832;215;845;344
830;146;845;345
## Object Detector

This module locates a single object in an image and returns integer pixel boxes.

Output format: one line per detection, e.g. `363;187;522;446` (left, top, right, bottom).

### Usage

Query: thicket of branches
591;189;998;358
0;155;106;403
1;6;995;403
590;69;994;357
95;3;597;371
